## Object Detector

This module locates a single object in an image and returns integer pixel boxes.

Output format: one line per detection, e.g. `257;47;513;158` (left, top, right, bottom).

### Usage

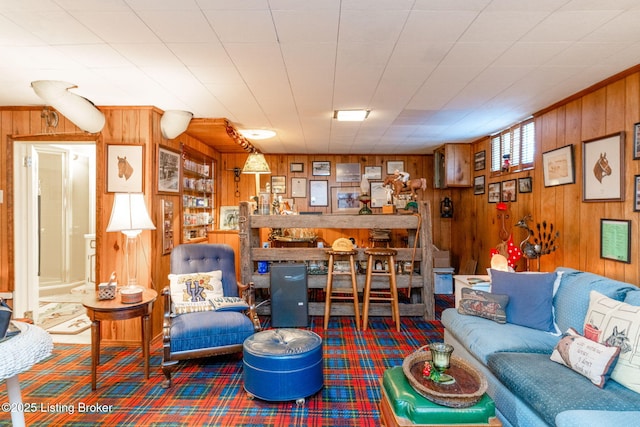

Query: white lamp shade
31;80;105;133
242;153;271;174
106;193;156;235
161;110;193;139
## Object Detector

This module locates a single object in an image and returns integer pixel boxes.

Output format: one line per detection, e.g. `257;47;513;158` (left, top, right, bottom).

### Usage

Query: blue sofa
442;267;640;427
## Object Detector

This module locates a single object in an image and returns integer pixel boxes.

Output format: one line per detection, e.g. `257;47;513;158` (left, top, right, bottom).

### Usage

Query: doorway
13;142;96;340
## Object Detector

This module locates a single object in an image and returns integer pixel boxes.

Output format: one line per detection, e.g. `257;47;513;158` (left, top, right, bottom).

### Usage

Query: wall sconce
161;110;193;139
31;80;105;133
440;197;453;218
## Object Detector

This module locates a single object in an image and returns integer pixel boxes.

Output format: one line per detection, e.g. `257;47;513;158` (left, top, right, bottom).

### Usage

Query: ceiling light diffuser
333;109;370;121
239;129;276;140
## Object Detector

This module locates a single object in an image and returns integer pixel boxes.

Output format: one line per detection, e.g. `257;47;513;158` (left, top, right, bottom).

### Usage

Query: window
490;118;535;172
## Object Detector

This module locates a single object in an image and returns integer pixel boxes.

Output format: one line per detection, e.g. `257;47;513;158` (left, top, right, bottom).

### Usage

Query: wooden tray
402;345;488;408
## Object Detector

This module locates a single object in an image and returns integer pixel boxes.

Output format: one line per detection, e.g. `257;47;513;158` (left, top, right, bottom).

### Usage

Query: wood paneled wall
460;70;640;285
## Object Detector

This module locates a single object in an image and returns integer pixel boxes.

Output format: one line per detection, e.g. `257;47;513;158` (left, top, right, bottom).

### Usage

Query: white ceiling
1;0;640;154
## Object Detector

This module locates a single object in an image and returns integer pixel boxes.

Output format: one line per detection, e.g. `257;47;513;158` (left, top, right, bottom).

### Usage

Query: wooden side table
82;288;157;390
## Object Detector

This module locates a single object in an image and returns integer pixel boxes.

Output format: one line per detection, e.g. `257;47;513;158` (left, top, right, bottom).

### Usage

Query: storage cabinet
181;148;215;243
434;143;472;188
239;201;437;320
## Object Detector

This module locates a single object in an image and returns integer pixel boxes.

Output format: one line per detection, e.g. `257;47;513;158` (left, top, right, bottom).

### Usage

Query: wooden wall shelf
239;201;435;320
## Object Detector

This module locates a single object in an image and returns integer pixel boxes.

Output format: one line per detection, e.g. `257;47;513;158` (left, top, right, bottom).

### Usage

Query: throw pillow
584;290;640;393
169;271;224;314
458;287;509;323
209;296;249;312
489;269;558;332
550;327;620;388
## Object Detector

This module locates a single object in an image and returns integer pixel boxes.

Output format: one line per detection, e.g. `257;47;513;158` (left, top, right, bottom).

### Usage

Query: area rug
38;302;90;334
0;315;446;426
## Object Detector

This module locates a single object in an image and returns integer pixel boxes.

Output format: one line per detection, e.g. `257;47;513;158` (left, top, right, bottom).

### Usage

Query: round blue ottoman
243;328;323;404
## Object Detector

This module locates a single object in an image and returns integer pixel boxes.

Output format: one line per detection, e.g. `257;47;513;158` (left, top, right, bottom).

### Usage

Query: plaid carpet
1;300;452;426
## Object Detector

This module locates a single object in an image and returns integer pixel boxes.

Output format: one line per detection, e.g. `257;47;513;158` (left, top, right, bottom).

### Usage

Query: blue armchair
162;244;260;388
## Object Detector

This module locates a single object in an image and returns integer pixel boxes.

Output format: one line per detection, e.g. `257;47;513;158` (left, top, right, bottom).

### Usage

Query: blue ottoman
243;328;323;404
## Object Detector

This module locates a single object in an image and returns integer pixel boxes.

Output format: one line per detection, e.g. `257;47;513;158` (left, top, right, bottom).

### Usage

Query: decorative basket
98;283;116;300
402;345;488;408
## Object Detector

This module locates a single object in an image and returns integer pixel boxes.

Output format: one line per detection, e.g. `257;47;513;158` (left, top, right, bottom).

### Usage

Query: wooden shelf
239;201;435;320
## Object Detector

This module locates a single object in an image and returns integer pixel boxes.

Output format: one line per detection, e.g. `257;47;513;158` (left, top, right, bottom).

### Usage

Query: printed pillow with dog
584;290;640;393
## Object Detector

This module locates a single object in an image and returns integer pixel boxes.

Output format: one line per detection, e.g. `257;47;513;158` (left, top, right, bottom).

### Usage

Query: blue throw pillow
490;269;557;332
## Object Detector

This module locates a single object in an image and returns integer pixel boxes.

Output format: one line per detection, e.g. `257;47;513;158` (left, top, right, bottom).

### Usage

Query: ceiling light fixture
239;129;276;140
333;109;370;121
31;80;105;133
161;110;193;139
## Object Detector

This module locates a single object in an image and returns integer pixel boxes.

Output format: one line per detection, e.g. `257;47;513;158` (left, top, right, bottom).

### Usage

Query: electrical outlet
0;189;3;203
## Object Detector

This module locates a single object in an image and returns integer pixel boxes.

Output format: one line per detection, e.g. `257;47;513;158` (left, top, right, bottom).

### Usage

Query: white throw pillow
168;271;224;314
584;290;640;393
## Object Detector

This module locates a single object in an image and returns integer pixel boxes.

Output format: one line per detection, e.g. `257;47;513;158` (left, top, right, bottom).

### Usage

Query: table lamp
242;152;271;196
106;193;156;303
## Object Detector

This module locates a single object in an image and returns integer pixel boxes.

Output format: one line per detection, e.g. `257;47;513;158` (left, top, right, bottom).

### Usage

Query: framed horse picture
582;132;624;202
106;144;144;193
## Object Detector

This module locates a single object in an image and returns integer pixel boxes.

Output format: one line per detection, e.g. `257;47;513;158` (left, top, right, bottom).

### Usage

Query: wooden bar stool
362;247;400;332
324;249;360;331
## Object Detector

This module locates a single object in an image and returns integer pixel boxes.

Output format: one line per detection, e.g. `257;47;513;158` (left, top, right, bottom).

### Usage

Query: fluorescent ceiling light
239;129;276;140
333;109;370;121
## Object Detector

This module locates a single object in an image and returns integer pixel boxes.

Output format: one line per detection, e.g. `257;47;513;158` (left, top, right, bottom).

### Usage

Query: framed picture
291;177;307;198
583;132;624;202
161;199;174;255
157;146;181;194
474;151;486;171
336;163;361;182
600;219;631;263
312;161;331;176
502;179;517;202
634;122;640;160
271;175;286;194
387;160;404;175
635;175;640;212
364;166;382;180
370;181;389;207
331;187;361;213
219;206;240;230
518;177;532;193
474;175;485;195
290;162;304;173
542;144;575;187
106;144;144;192
309;180;328;206
488;182;501;203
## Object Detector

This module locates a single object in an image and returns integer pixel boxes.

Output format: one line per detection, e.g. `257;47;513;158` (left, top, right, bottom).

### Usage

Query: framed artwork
502;179;517;202
365;166;382;180
331;187;361;213
312;161;331;176
474;175;485;195
271;175;286;194
542;144;575;187
219;206;240;230
309;180;328;206
106;144;144;193
488;182;501;203
634;122;640;160
370;181;389;207
336;163;361;182
635;175;640;212
518;177;532;193
157;146;181;194
386;160;404;175
291;177;307;198
583;132;624;202
161;199;174;255
600;219;631;263
290;162;304;173
474;151;486;171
